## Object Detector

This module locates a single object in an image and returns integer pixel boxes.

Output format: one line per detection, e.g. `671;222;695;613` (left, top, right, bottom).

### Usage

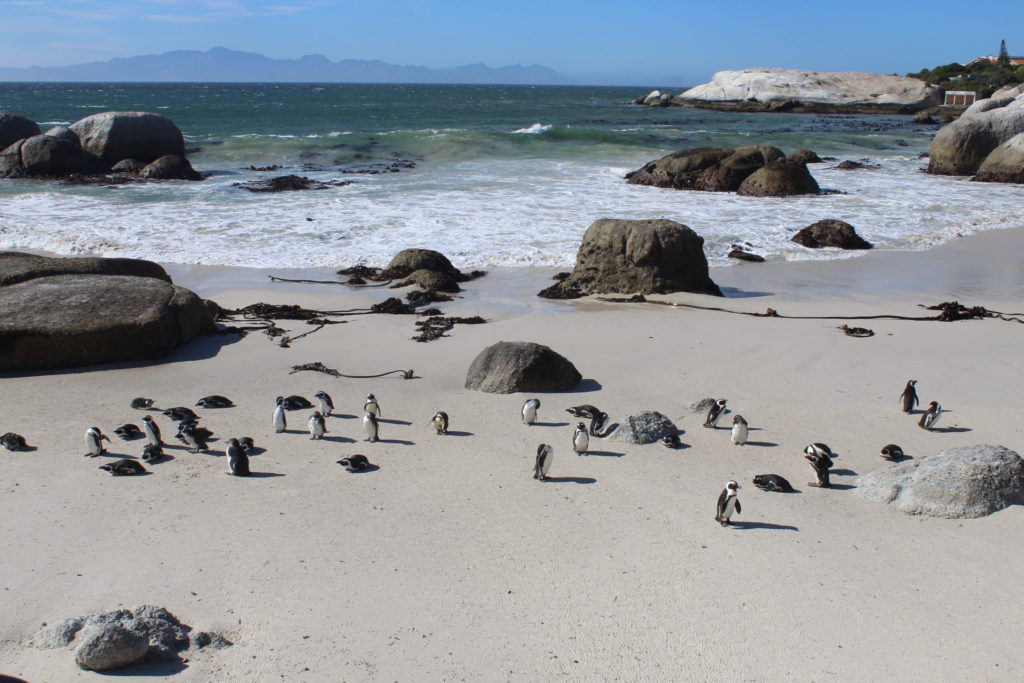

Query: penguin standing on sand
805;448;834;488
273;396;287;433
363;412;380;443
431;411;449;435
141;415;162;447
704;399;727;429
226;438;251;476
364;394;381;418
899;380;919;413
522;399;540;426
715;481;741;526
804;443;834;460
309;411;326;440
730;415;748;445
919;401;942;430
84;427;110;457
533;444;554;481
572;422;589;456
315;391;334;417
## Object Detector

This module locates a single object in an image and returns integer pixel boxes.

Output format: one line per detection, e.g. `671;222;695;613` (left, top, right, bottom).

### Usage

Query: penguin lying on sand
99;459;147;476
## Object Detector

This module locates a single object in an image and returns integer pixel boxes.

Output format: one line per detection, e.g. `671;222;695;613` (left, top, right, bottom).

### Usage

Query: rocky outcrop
0;253;212;371
636;90;673;107
383;248;462;280
69;111;185;165
791;220;872;249
728;248;765;262
465;341;581;393
736;160;820;197
991;83;1024;99
927;93;1024;175
42;125;80;146
973;132;1024;183
625;145;785;192
676;68;942;113
538;219;722;298
855;445;1024;518
139;154;203;181
0;251;171;286
0;135;109;178
0;110;40;149
788;149;822;164
608;411;678;444
35;605;231;672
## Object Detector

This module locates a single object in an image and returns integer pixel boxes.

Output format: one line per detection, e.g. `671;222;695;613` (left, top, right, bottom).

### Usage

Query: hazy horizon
1;1;1022;86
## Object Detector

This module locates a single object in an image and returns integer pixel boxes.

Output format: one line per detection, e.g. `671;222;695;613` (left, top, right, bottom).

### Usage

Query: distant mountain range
0;47;572;85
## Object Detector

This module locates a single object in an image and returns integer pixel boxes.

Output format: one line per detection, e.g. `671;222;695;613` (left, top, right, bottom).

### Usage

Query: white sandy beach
1;229;1023;681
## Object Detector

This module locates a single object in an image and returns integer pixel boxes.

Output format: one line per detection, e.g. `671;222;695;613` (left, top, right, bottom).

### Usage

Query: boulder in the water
791;219;872;250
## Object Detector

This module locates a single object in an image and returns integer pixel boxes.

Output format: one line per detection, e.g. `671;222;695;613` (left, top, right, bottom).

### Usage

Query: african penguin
315;391;334;417
239;436;255;453
431;411;449;435
572;422;589;456
522;398;540;426
178;423;208;454
141;443;164;463
918;401;942;430
363;412;380;443
715;481;741;526
130;397;155;410
226;438;251;476
662;433;681;449
566;405;601;420
364;394;381;418
273;397;287;433
704;399;727;429
337;454;372;472
114;424;142;441
805;449;833;488
196;395;234;409
141;415;162;447
1;432;31;452
899;380;919;413
280;395;314;411
880;444;905;461
730;415;748;445
98;459;147;476
533;444;554;481
309;411;326;440
752;474;794;493
162;406;198;422
84;427;110;457
804;443;834;459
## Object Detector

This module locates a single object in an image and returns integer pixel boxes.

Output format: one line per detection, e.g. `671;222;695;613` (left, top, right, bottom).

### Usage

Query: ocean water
1;82;1022;270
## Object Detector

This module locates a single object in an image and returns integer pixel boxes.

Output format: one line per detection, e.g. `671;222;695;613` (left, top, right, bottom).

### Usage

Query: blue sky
1;0;1022;85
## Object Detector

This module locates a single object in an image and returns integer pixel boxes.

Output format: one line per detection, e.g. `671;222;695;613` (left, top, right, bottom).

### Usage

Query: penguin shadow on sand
540;476;597;485
321;435;356;444
584;449;625;457
727;520;799;531
741;427;777;448
441;430;475;437
244;471;286;478
928;425;972;433
532;421;571;428
378;418;413;426
373;438;416;446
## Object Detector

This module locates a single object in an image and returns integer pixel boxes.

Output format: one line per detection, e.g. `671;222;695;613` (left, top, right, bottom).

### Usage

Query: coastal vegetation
907;40;1024;97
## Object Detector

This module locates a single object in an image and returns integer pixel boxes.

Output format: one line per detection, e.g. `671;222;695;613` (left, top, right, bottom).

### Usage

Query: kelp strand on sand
289;362;415;379
595;297;1024;325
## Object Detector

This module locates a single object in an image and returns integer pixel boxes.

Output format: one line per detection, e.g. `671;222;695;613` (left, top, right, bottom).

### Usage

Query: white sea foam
512;123;552;134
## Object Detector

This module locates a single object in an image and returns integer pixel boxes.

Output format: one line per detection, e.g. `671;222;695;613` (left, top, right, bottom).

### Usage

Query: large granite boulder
677;68;941;112
383;248;462;279
608;411;678;444
539;219;722;298
43;125;80;146
465;341;581;393
855;445;1024;518
789;148;822;164
791;219;873;249
0;252;170;286
69;111;185;165
973;132;1024;184
0;110;40;149
139;154;203;181
927;93;1024;175
0;135;109;178
0;254;213;371
625;145;785;192
736;160;820;196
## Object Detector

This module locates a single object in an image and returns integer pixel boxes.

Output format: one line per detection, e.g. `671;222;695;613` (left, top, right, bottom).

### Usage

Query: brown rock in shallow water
736;160;820;197
69;111;185;165
788;149;822;164
973;132;1024;184
465;341;581;393
140;154;203;181
791;219;873;250
539;218;722;299
728;248;765;262
625;145;784;192
0;110;41;149
0;135;109;178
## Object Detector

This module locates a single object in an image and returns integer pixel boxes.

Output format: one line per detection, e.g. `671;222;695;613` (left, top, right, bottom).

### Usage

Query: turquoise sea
1;83;1021;268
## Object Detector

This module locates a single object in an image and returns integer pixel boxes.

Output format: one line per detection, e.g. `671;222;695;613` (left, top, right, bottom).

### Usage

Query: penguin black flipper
734;499;741;515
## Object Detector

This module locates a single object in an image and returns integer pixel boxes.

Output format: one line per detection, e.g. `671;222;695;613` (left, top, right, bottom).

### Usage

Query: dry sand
1;229;1023;681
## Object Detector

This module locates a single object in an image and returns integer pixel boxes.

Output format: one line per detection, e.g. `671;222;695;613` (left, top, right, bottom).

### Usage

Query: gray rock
383;248;462;279
928;93;1024;175
0;251;171;287
0;110;40;149
43;125;81;146
855;444;1024;518
69;111;185;165
139;154;203;181
736;160;820;197
396;268;460;293
608;411;678;444
0;274;214;371
690;397;717;414
973;132;1024;184
465;341;581;393
538;218;722;298
0;135;109;178
33;617;84;649
191;631;232;649
791;219;873;250
625;145;784;192
74;624;149;671
788;148;822;164
112;158;147;174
